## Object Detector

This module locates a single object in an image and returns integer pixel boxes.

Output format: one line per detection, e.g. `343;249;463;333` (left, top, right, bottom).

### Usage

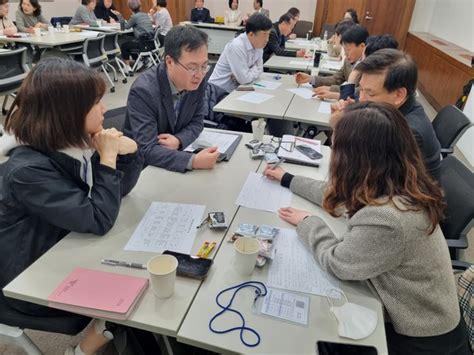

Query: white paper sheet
253;80;282;90
318;101;331;114
277;135;322;167
289;60;309;66
267;228;340;297
124;202;205;254
236;92;274;104
78;31;100;38
260;288;310;325
183;130;239;154
287;88;314;99
236;172;293;213
321;60;343;71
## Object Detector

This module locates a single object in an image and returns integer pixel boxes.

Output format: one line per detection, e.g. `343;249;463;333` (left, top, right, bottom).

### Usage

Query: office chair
81;35;116;93
130;31;159;75
292;21;313;38
102;32;128;84
0;47;29;115
432;105;472;157
439;155;474;261
103;106;127;130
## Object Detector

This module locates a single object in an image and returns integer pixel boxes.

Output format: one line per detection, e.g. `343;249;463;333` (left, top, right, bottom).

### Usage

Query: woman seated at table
264;102;471;355
70;0;98;25
149;0;172;47
94;0;121;23
224;0;242;26
120;0;154;73
0;0;17;36
0;58;143;355
15;0;48;33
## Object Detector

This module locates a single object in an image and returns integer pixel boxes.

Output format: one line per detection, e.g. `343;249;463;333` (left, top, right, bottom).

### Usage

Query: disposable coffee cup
234;237;260;276
147;254;178;299
33;28;41;37
47;25;55;34
251;119;266;142
63;24;70;33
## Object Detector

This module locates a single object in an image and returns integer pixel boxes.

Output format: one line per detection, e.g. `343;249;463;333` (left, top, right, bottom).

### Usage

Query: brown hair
81;0;96;5
20;0;42;17
5;58;105;152
0;0;8;5
323;101;445;234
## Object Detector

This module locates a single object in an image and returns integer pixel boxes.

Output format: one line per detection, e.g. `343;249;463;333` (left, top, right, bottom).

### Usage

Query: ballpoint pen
101;259;147;269
270;158;285;170
253;82;266;88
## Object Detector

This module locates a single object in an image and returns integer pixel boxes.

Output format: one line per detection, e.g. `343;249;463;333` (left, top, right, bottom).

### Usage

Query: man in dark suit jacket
124;26;219;173
191;0;212;23
263;13;305;62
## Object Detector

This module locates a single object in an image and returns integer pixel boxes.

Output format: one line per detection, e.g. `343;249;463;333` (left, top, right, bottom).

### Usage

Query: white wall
410;0;474;51
203;0;317;22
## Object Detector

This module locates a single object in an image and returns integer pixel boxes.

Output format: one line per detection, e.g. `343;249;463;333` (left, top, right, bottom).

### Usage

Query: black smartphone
317;341;377;355
340;83;356;100
295;145;323;160
162;250;213;280
313;51;322;67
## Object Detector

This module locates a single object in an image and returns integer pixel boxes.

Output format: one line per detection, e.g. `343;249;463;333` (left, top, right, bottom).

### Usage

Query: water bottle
306;30;312;41
323;30;328;41
55;22;61;32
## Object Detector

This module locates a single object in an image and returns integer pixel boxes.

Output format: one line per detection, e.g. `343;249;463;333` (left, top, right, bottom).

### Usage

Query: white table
178;149;389;354
263;55;313;72
181;21;242;55
73;24;133;35
3;130;263;337
284;94;332;128
0;32;87;47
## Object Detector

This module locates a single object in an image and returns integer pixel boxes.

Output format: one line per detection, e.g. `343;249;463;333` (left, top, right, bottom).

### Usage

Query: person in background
252;0;269;18
264;102;470;355
295;24;368;100
191;0;212;23
0;58;143;355
224;0;242;27
124;25;220;173
70;0;98;25
263;12;304;62
344;8;359;23
287;7;300;39
209;13;272;93
94;0;120;23
150;0;172;47
0;0;17;36
119;0;154;73
15;0;48;33
326;19;355;58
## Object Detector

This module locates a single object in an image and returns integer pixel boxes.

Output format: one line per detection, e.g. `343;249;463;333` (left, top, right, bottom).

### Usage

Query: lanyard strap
209;281;267;348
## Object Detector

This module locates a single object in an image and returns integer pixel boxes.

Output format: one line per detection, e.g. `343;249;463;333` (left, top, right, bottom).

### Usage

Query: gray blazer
289;175;460;338
69;5;97;25
123;63;205;173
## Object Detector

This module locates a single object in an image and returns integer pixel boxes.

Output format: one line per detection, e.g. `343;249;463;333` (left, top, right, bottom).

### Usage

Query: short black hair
287;7;300;18
255;0;262;7
335;19;355;36
365;34;398;57
228;0;237;9
245;13;272;34
357;49;418;96
164;25;208;60
345;8;359;23
278;13;293;24
157;0;167;7
341;24;368;46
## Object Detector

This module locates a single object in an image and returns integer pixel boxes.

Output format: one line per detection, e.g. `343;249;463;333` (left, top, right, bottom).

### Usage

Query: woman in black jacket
0;58;143;355
94;0;120;22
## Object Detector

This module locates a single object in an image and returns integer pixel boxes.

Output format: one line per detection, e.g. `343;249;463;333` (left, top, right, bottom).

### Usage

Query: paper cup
63;24;70;33
47;25;55;35
234;237;260;276
147;255;178;299
33;28;41;37
251;120;266;142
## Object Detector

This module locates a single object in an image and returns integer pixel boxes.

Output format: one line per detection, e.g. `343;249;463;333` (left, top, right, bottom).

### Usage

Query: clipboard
184;130;243;161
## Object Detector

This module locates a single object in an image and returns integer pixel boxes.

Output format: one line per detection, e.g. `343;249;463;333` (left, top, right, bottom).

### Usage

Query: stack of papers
236;92;274;104
277;135;323;167
184;130;240;154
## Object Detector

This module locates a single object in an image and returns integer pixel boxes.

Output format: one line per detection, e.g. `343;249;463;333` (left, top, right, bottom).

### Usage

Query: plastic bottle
323;30;328;41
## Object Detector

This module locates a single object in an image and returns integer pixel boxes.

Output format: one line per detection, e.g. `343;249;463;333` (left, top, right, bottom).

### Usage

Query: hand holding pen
263;159;286;182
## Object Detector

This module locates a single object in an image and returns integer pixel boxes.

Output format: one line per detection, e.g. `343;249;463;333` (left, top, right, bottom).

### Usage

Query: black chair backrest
138;32;156;52
103;106;127;130
103;32;120;55
432;105;472;149
82;35;106;68
439;155;474;240
50;16;72;26
0;47;29;95
320;23;336;39
293;21;313;38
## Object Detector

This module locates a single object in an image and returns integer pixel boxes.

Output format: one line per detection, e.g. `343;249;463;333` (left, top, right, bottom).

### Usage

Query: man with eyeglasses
124;25;219;172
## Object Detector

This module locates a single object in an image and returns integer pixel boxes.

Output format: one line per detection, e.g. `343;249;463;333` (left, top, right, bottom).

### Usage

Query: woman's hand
278;207;311;226
118;136;138;155
92;128;122;169
263;165;286;182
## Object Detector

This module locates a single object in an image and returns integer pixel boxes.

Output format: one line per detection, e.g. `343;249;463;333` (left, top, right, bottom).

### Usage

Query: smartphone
162;250;213;280
317;341;377;355
340;83;356;100
236;85;255;91
295;145;323;160
313;51;322;67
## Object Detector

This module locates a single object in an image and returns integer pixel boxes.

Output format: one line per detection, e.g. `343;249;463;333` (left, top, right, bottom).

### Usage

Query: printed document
236;92;274;104
124;202;205;253
236;172;292;213
253;80;282;90
183;130;240;154
260;288;310;326
287;88;314;99
267;228;340;297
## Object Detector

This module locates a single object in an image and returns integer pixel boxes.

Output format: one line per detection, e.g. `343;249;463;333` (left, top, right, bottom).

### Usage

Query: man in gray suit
253;0;269;18
124;25;219;173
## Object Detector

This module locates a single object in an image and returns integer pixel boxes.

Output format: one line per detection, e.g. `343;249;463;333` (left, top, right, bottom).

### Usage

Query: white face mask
327;289;378;340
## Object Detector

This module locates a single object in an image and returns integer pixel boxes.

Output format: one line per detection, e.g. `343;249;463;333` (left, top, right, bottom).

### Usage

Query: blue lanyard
209;281;267;348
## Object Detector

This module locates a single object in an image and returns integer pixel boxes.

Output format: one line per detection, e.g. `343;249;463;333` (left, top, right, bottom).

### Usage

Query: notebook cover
48;267;148;320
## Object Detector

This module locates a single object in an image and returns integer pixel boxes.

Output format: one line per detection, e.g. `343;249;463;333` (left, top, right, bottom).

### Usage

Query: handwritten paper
318;101;331;114
236;172;292;213
124;202;205;254
236;92;274;104
287;88;314;99
253;80;282;90
267;228;340;297
183;130;240;154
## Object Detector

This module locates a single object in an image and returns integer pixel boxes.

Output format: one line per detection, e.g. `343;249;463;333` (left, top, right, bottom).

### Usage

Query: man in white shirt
209;13;272;93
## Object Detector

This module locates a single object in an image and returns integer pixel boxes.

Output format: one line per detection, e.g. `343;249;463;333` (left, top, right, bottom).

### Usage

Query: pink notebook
48;267;148;320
